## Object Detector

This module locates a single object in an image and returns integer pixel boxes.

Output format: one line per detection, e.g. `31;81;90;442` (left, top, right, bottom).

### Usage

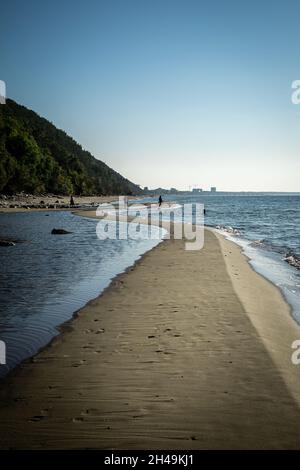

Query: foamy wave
249;239;266;247
215;225;241;236
283;253;300;270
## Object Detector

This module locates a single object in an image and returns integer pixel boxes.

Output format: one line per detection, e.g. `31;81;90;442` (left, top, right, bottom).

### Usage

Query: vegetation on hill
0;99;141;195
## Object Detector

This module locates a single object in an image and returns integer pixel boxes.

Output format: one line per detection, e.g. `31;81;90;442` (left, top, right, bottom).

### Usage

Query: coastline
212;229;300;405
0;210;300;448
0;205;162;376
0;195;134;214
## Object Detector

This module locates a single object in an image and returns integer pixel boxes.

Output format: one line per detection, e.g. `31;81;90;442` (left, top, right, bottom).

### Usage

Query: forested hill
0;99;141;195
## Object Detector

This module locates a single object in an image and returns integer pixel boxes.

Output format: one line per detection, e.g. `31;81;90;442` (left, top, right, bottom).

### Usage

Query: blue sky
1;0;300;191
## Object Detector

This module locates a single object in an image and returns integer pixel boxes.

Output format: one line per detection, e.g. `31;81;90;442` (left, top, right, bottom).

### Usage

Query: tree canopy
0;99;141;196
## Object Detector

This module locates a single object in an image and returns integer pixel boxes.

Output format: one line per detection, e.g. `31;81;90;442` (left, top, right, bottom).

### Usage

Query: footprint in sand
28;415;46;422
13;396;27;402
81;408;98;416
72;359;86;367
72;417;84;423
84;328;94;334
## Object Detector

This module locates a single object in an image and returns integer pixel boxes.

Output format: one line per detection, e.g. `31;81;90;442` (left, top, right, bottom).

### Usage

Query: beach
0;210;300;449
0;194;130;213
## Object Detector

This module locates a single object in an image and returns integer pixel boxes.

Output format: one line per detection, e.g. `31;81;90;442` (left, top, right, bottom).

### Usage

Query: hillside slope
0;99;141;195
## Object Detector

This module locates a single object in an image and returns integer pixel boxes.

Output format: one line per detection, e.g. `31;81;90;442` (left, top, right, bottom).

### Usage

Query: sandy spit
0;211;300;449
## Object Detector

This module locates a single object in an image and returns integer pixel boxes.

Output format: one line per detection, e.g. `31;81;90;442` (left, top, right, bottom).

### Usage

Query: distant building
210;187;217;192
192;188;202;193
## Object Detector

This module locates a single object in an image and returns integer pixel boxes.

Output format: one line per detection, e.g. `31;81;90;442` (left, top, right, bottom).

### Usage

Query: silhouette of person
158;195;162;207
70;195;75;206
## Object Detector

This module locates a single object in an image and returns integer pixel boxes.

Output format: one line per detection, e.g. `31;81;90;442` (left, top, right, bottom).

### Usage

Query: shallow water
0;210;164;377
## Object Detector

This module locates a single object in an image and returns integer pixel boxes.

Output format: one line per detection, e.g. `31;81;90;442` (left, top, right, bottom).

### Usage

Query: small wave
215;225;241;236
249;239;266;248
248;239;285;254
283;253;300;270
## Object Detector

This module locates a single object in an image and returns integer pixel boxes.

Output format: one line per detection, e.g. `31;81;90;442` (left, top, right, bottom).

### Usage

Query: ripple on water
0;211;164;377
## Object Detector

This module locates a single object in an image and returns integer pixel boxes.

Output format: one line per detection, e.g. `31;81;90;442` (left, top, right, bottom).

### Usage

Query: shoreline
79;208;298;320
0;211;300;448
212;227;300;316
80;209;300;384
0;206;164;379
0;195;137;214
0;230;166;384
211;229;300;404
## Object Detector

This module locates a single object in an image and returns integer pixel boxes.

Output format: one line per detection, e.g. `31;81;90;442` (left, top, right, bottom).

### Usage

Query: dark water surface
0;210;162;377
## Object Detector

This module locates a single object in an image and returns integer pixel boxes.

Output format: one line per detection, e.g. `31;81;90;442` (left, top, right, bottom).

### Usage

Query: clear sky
1;0;300;191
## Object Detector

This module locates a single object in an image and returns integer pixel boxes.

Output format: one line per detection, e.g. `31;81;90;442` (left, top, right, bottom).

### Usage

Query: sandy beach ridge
0;208;300;448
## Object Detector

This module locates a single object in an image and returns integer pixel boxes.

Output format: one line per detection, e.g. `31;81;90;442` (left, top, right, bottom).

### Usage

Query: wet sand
0;215;300;448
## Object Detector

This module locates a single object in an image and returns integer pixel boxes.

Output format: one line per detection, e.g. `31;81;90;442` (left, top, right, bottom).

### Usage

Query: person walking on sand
70;195;75;207
158;195;162;207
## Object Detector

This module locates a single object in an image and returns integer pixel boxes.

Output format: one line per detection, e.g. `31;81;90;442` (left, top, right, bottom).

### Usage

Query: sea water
0;210;164;377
